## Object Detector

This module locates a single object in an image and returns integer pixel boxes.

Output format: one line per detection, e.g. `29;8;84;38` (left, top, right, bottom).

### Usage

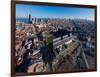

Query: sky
16;4;95;20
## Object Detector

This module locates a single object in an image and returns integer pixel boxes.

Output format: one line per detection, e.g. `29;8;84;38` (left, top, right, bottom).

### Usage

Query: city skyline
16;4;95;21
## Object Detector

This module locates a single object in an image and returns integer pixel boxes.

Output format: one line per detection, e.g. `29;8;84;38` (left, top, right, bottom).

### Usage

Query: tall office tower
34;17;36;24
29;14;31;23
36;18;38;25
32;18;35;24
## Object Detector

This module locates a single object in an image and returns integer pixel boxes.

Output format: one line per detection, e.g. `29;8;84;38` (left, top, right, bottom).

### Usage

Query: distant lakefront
16;18;49;23
16;18;31;23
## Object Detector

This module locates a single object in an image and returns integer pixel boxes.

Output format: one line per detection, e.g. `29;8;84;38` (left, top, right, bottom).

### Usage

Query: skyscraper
29;14;31;23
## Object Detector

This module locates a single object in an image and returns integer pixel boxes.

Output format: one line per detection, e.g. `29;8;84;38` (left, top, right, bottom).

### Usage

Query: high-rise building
29;14;31;23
